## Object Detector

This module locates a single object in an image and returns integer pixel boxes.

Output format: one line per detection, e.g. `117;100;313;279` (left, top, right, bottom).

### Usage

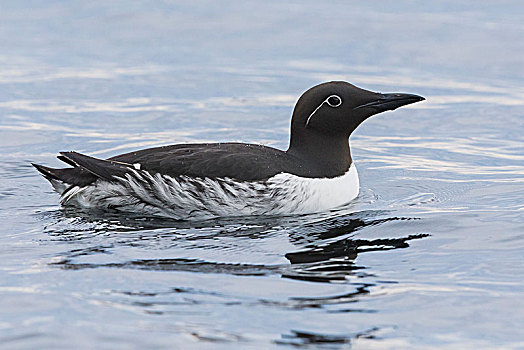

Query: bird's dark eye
305;94;343;127
327;95;342;107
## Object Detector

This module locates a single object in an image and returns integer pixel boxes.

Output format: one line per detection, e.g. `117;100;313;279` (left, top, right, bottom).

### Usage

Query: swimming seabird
33;81;424;219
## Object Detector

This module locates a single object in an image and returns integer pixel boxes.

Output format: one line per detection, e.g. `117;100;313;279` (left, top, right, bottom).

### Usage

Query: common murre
33;81;424;219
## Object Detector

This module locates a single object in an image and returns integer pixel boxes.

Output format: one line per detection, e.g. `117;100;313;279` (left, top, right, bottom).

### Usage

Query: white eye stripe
305;94;343;127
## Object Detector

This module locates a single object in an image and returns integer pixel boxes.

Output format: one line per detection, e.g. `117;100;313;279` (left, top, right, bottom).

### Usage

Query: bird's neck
286;130;352;178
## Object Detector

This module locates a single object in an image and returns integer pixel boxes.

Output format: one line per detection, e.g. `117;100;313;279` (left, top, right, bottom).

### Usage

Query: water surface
1;1;523;348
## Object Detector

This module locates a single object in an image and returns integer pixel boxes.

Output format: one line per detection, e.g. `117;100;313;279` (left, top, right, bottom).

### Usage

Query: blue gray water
1;1;523;348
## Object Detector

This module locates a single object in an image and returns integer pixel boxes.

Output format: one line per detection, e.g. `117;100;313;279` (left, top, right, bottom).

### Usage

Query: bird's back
109;142;303;180
36;143;308;188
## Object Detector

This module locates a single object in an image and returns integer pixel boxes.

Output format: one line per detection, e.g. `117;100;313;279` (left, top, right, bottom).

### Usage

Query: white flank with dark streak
57;164;359;219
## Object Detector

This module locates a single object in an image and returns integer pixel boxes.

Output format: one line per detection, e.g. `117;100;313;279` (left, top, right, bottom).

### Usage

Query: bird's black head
287;81;424;176
290;81;424;138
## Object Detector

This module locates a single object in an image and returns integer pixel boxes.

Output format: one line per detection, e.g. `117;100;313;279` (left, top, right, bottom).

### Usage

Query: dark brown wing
109;143;301;180
33;143;305;187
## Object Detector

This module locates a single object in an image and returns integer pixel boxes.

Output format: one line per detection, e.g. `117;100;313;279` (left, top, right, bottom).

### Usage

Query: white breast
60;164;359;220
265;163;359;214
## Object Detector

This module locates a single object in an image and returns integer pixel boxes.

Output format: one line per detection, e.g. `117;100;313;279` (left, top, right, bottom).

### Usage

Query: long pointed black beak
355;93;425;112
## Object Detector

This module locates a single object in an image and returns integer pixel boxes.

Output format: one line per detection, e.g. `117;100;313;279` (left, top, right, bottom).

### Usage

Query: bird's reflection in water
44;209;428;345
46;208;428;284
284;213;427;283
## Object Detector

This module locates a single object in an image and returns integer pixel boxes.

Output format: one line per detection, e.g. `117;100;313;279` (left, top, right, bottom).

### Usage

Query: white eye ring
326;94;342;107
305;94;343;127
